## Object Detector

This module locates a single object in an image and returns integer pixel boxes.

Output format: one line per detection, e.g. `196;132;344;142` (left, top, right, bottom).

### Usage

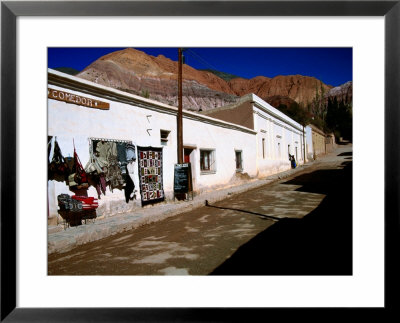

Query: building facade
305;125;314;162
309;124;327;158
325;133;337;153
48;70;308;224
201;94;306;177
48;69;257;223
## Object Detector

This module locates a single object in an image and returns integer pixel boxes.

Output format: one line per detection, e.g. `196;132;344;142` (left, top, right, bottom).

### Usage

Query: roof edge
47;69;257;135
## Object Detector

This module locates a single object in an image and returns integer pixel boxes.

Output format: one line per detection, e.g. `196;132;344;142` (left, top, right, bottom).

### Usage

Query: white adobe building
47;69;305;224
200;93;306;177
305;125;314;162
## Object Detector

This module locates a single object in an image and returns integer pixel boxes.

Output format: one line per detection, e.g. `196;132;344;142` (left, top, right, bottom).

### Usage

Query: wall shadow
209;162;352;276
337;151;352;156
205;202;281;221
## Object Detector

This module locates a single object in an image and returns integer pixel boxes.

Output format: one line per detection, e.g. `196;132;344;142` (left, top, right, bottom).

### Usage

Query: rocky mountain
76;48;349;113
265;95;298;109
77;48;238;111
229;74;332;108
325;81;353;105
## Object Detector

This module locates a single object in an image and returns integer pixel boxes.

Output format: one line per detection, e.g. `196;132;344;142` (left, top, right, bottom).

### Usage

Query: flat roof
48;69;257;135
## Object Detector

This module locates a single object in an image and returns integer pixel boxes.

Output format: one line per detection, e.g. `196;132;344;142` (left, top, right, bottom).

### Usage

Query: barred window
262;138;265;159
160;130;170;146
200;149;216;173
235;150;243;171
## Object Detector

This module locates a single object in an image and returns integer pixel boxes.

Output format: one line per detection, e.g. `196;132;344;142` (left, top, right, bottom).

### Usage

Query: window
160;130;170;146
200;149;216;173
262;138;265;159
278;142;281;159
235;150;243;171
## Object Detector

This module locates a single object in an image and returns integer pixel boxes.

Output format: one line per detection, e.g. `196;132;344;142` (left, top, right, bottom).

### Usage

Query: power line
185;49;219;71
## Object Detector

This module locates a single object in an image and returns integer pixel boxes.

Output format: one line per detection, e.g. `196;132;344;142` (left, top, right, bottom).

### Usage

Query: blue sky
48;47;352;87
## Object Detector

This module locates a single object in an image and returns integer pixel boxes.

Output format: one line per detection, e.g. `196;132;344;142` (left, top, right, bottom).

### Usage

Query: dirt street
48;145;352;275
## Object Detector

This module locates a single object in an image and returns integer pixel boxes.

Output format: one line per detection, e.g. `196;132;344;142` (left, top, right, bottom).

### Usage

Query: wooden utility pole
303;125;306;163
177;48;183;164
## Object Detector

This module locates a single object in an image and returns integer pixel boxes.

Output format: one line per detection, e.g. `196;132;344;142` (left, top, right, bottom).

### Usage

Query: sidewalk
48;160;319;255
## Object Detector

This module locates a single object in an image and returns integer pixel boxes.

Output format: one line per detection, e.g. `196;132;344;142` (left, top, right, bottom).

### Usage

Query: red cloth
72;195;98;209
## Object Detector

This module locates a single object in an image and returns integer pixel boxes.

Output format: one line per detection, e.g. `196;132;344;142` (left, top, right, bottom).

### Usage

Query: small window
235;150;243;171
200;149;216;173
262;138;265;159
160;130;170;146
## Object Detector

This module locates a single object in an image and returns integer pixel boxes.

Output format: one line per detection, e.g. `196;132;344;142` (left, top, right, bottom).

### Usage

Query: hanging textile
85;139;136;200
126;161;137;202
67;140;88;189
84;140;104;175
48;138;69;182
137;146;164;206
123;165;135;203
64;156;75;174
48;137;55;162
116;142;128;176
117;142;128;164
125;143;136;162
93;141;124;192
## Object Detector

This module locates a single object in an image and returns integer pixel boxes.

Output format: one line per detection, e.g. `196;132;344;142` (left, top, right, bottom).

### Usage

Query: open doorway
184;147;196;192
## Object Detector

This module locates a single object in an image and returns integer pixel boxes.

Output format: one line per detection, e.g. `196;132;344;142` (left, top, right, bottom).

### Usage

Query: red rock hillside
77;48;340;112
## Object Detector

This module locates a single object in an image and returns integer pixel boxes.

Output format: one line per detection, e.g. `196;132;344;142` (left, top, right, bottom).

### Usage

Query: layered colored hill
75;48;351;113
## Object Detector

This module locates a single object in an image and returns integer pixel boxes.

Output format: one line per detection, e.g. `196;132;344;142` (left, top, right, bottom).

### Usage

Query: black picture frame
1;1;399;321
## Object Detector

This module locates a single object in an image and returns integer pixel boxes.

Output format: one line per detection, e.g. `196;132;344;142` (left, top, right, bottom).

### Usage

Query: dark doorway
184;148;193;163
184;147;196;192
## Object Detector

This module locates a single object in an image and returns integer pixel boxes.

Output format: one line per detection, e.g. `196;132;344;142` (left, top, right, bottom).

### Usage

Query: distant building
325;133;337;154
308;124;327;159
47;69;308;225
305;125;314;162
200;93;306;177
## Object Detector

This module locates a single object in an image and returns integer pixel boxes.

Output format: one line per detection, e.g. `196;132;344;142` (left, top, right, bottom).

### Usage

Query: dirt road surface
48;144;352;275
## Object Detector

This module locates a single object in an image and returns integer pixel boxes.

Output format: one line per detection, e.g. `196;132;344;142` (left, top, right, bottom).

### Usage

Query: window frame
160;129;171;146
262;138;265;159
200;149;216;174
235;150;243;172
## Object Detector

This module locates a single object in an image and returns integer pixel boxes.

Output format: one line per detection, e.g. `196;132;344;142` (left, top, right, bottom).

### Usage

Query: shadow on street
205;201;282;221
337;151;352;157
210;161;352;276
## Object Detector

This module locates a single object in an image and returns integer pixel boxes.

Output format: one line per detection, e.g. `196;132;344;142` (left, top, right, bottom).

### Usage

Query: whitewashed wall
48;81;256;220
47;71;310;222
305;126;314;161
252;97;304;178
47;84;178;219
183;117;257;192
